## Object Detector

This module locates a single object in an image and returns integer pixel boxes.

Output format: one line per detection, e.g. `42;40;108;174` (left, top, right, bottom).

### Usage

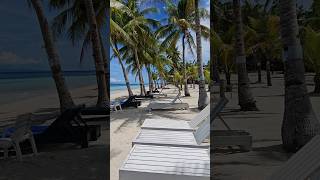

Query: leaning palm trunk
279;0;320;152
84;0;109;107
100;32;110;94
314;72;320;94
146;65;154;93
233;0;258;111
182;34;190;96
31;0;74;112
195;0;209;109
134;49;146;96
114;44;133;97
266;60;272;86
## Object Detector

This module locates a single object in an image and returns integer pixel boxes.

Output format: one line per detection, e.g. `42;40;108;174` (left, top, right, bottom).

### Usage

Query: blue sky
110;0;211;84
0;0;312;82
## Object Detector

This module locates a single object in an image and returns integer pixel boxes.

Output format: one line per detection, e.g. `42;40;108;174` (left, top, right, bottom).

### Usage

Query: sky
0;0;313;83
0;1;95;72
110;0;211;84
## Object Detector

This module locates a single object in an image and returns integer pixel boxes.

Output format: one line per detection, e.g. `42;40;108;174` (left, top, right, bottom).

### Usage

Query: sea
0;71;138;105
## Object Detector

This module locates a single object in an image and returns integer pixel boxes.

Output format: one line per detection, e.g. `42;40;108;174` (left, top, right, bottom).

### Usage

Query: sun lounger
267;135;320;180
132;114;210;148
33;106;101;148
120;96;141;108
0;114;38;161
141;98;227;131
146;90;188;111
134;94;154;99
119;144;210;180
210;98;252;151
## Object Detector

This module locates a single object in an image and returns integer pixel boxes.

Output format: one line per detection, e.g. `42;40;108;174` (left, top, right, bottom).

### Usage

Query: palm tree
157;0;209;97
279;0;320;152
233;0;258;111
84;0;109;106
194;0;209;109
30;0;74;112
302;26;320;94
49;0;109;106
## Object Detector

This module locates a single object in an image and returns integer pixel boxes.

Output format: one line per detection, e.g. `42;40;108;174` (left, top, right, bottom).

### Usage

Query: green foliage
302;26;320;73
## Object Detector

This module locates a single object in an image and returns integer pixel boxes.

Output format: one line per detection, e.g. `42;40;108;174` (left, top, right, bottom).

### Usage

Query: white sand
110;85;209;180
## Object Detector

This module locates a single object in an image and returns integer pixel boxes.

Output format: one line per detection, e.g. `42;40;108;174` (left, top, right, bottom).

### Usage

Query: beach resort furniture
267;135;320;180
210;98;252;151
110;101;122;111
132;114;210;148
119;144;210;180
146;90;189;111
120;96;141;108
0;114;37;161
33;106;101;148
133;94;154;100
141;104;210;131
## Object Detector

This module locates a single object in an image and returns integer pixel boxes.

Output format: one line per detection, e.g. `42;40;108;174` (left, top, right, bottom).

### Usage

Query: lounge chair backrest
193;97;229;144
267;135;320;180
11;114;32;141
171;90;181;103
188;104;210;128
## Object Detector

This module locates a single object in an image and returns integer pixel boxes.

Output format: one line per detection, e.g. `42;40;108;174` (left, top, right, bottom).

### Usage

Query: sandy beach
110;85;209;180
0;84;109;180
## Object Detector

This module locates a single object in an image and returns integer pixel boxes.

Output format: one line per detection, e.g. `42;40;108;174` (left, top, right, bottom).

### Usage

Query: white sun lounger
146;90;189;111
119;144;210;180
132;115;210;148
267;135;320;180
141;97;227;131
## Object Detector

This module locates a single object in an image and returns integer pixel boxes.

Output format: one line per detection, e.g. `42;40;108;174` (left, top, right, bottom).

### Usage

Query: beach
1;72;320;179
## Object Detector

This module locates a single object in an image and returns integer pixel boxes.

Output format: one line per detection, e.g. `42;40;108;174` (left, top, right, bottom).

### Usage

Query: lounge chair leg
29;136;38;155
14;142;22;161
4;148;9;159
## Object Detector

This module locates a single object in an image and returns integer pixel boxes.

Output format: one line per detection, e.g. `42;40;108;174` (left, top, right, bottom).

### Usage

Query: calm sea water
0;71;136;105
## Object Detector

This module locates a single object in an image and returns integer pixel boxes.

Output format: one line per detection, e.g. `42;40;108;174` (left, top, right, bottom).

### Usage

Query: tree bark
182;34;191;96
146;65;154;93
257;61;262;83
279;0;320;152
266;60;272;86
233;0;258;111
195;0;209;110
134;49;146;96
84;0;109;107
314;73;320;94
31;0;74;112
114;43;133;97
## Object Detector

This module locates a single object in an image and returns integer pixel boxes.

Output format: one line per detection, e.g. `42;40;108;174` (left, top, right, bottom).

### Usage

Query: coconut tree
157;0;209;97
302;26;320;94
30;0;75;112
279;0;320;152
194;0;209;109
232;0;258;111
84;0;108;106
49;0;109;106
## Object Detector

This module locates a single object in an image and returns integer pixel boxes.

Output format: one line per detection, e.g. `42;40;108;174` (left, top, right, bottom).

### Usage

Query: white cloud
110;77;122;83
0;51;39;65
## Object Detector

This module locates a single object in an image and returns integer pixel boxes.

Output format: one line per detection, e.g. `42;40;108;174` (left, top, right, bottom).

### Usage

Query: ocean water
0;71;136;105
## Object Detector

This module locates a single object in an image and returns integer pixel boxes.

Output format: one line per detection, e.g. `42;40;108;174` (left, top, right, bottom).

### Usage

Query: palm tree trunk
266;60;272;86
182;34;190;96
195;0;209;110
279;0;320;152
134;49;146;96
257;60;262;83
114;43;133;97
146;65;154;93
314;72;320;94
99;32;110;95
84;0;109;107
31;0;74;112
233;0;258;111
